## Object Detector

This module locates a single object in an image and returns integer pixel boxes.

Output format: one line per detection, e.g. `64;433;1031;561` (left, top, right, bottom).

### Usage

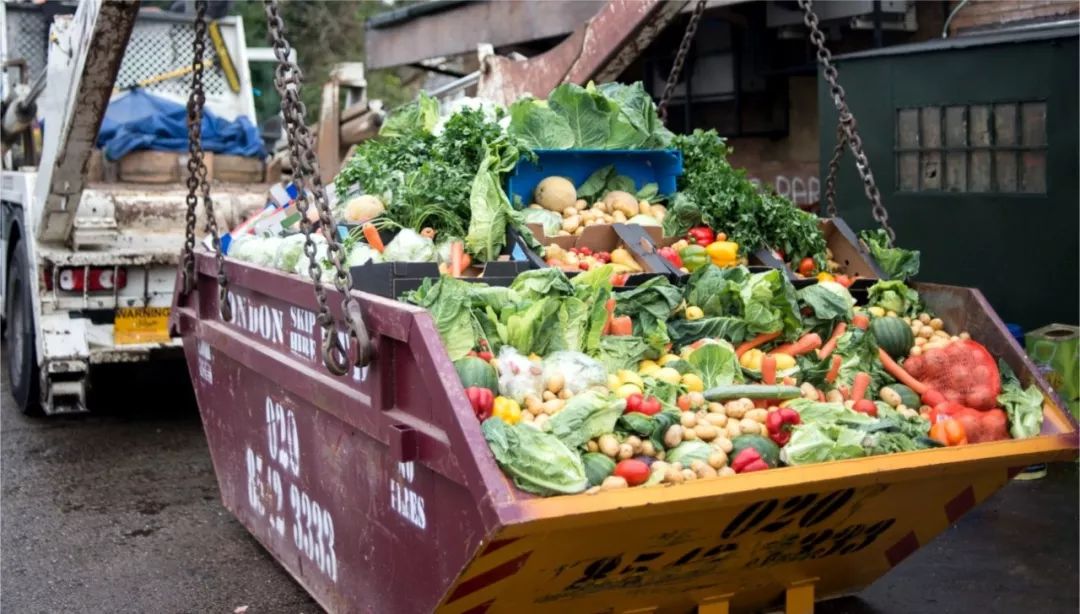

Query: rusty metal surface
365;1;606;70
175;253;516;612
36;1;140;243
477;0;686;105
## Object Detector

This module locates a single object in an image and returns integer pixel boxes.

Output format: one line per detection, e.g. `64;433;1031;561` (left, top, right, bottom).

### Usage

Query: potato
724;401;746;419
542;399;564;415
586;439;598;453
708;451;728;469
664;468;684;484
718;466;736;477
663;425;684;449
680;412;698;429
604;190;640;218
599;434;620;457
739;418;761;435
826;389;845;403
726;421;742;439
535;177;577;212
707;402;726;415
617;443;635;460
713;437;734;454
562;215;581;234
342;194;385;223
612;211;628;223
563;207;578;217
696;464;718;479
705;413;728;428
744;408;768;423
547;374;565;394
542;390;556;401
682;428;699;441
682;469;698;481
694;423;718;441
930;317;944;330
600;476;628;490
625;435;643;454
640;441;657;457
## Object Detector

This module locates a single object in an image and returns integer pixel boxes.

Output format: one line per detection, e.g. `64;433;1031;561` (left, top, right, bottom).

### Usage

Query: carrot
852;313;870;330
735;331;782;358
877;348;929;394
781;376;797;386
817;322;848;359
824;354;843;384
610;315;633;336
761;355;777;385
449;241;464;277
363;223;384;253
851;372;871;402
459;253;472;272
601;298;616;335
771;332;822;357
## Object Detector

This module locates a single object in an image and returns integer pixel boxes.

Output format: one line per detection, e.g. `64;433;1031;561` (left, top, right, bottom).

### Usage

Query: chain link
823;124;845;217
181;0;231;321
263;0;372;374
658;0;707;125
799;0;896;244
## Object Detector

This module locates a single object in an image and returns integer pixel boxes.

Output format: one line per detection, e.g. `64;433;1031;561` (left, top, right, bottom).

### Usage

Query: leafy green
684;265;748;318
482;418;587;496
860;229;920;281
867;280;923;317
546;391;623;450
507;99;574;150
665;440;713;465
595;336;652;372
687;342;742;388
665;130;826;263
336;105;522;260
797;328;890;395
798;282;854;337
508;82;671;150
575;165;665;205
505;298;562;356
780;423;867;466
510;268;575;302
378;92;440;138
997;368;1045;439
402;276;503;360
739;269;803;339
668;317;750;349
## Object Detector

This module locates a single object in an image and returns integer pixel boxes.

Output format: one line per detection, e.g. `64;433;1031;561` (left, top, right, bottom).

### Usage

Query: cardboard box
751;218;884;289
526;223;674;280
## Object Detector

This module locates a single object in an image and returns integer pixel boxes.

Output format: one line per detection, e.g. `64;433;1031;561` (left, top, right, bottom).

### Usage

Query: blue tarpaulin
97;89;265;161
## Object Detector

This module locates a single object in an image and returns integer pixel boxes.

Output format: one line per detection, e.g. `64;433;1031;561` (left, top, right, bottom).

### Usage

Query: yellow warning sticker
114;306;171;345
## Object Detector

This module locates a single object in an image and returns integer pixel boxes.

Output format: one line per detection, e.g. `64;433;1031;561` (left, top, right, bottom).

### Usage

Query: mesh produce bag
904;340;1001;410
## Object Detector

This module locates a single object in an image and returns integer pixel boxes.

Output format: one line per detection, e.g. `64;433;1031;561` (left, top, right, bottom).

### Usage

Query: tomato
797;257;815;276
834;274;853;288
625;393;643;414
638;396;662;416
614;459;650;486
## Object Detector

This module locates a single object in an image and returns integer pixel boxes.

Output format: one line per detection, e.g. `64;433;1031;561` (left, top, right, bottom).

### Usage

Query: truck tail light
47;267;128;293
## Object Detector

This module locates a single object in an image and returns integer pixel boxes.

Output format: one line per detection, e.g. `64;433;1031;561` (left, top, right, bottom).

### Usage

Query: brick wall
727;76;822;208
948;0;1079;35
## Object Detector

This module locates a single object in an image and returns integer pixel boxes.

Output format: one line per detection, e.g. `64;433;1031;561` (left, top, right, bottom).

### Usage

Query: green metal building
821;26;1078;330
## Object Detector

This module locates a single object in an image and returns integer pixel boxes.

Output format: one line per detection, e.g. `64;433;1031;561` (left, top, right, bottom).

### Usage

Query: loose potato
713;437;734;454
680;412;698;429
708;451;728;469
600;476;628;490
598;434;620;457
664;425;684;449
586;439;599;453
604;190;640;218
744;408;768;423
547;374;565;394
739;418;761;435
694;423;719;441
617;443;635;460
705;413;728;428
718;466;736;477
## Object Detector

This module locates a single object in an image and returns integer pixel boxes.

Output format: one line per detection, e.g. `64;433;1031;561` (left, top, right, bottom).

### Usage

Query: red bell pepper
657;246;683;268
465;387;494;420
765;408;801;446
731;448;770;473
687;226;715;247
625;393;661;416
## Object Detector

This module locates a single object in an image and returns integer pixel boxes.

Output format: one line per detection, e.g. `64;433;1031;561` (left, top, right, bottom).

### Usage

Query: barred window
896;102;1046;193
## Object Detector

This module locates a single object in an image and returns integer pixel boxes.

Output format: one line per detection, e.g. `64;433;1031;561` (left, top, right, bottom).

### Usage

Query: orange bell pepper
930;418;968;447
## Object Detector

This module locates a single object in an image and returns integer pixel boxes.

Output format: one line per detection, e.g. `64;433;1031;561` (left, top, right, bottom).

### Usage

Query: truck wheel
6;242;40;415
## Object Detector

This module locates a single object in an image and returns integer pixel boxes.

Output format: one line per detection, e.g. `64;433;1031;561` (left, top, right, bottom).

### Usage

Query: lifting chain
180;0;231;321
799;0;897;244
658;0;707;125
823;124;845;217
263;0;373;374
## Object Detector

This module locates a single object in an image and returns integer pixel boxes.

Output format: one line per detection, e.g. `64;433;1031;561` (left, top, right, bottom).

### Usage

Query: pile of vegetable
525;170;667;236
416;265;1048;497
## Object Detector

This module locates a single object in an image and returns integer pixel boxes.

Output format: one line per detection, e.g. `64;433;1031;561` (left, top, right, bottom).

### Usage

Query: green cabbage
482;418;587;496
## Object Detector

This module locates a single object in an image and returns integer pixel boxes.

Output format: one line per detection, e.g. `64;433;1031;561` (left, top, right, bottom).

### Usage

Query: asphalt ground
1;350;1076;613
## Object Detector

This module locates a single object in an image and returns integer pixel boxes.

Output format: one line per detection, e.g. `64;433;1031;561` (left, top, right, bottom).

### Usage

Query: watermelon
454;356;498;393
870;316;915;359
730;434;781;468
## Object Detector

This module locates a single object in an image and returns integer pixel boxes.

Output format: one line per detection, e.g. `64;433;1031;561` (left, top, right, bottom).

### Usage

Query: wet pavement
1;351;1076;613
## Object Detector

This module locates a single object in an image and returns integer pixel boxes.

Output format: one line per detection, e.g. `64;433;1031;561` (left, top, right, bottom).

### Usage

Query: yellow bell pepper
492;396;522;424
816;272;835;282
706;241;739;267
617;369;645;389
685;306;704;321
771;352;797;370
616;383;643;398
681;373;705;393
654;367;682;386
658;353;682;366
739;348;765;371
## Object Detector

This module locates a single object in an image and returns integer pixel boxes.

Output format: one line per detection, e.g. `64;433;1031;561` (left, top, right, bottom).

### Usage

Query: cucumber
704;384;803;402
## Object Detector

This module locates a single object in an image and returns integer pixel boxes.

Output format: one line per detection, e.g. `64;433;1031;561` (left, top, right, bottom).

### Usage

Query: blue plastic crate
506;149;683;209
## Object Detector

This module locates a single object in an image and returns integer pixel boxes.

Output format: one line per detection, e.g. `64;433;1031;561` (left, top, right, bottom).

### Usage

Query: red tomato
638;396;662;416
834;274;853;288
625;393;643;414
614;459;650;486
798;257;815;276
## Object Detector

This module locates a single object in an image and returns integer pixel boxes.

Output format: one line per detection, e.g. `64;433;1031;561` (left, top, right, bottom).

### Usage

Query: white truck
1;1;264;414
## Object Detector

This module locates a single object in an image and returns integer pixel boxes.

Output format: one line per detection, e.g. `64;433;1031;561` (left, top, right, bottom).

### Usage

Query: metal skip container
173;253;1077;613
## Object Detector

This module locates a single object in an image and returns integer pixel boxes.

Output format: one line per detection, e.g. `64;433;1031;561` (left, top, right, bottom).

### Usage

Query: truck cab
1;1;266;414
